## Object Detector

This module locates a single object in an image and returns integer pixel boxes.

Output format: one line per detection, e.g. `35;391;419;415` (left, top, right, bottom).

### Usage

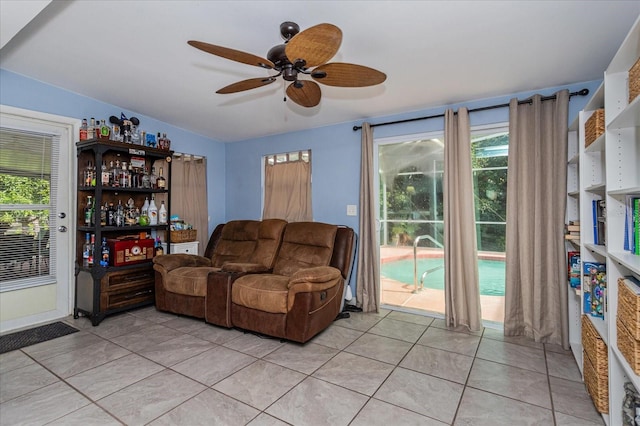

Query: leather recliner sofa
153;219;356;343
153;219;287;321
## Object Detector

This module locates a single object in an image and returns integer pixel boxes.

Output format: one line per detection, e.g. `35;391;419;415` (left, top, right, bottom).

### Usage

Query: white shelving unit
568;16;640;426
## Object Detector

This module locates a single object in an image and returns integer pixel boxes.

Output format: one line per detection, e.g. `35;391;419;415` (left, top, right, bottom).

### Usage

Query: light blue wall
226;79;602;222
0;69;226;235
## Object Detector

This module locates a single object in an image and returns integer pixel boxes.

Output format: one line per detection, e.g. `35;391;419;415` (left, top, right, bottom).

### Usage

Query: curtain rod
352;88;590;131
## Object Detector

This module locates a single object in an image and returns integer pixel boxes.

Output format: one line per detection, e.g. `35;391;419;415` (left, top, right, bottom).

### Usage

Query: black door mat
0;321;79;354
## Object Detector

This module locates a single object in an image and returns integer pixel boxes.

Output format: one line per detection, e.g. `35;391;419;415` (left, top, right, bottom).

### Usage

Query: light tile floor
0;306;603;425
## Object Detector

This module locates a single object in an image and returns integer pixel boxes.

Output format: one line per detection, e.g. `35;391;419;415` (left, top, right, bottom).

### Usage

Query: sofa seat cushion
232;274;290;314
165;266;221;297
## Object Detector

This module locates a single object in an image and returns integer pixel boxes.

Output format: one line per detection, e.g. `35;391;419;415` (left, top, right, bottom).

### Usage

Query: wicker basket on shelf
630;57;640;104
617;318;640;375
581;315;609;413
583;350;609;413
584;109;605;148
618;277;640;340
170;229;197;243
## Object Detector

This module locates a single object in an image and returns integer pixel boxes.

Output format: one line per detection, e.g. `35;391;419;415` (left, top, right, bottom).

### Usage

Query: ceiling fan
188;21;387;108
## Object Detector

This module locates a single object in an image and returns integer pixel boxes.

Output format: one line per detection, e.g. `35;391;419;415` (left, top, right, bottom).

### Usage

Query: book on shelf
583;261;606;319
568;251;581;288
625;195;640;255
592;199;606;246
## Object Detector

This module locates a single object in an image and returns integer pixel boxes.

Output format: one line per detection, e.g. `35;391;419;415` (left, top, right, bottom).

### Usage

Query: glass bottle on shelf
149;166;158;189
128;163;134;188
115;200;124;227
83;160;93;187
101;161;109;186
84;195;93;226
156;167;166;189
80;118;88;141
159;200;167;224
100;203;106;226
148;195;158;225
141;196;150;219
82;233;91;267
141;167;151;189
100;119;110;140
119;162;129;188
99;237;110;267
111;160;120;187
107;202;116;226
88;234;95;266
155;236;164;256
88;118;96;139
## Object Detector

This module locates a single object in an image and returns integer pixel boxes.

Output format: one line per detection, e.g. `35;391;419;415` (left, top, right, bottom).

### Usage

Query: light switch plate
347;204;357;216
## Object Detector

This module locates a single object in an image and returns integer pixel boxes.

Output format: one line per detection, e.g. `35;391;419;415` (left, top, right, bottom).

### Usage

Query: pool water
381;258;505;296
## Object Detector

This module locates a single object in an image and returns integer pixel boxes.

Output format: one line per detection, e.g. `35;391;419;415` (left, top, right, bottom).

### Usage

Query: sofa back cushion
330;226;356;280
211;220;260;267
248;219;288;268
273;222;337;277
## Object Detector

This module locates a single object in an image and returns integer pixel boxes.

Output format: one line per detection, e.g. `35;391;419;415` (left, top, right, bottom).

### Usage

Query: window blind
0;128;59;290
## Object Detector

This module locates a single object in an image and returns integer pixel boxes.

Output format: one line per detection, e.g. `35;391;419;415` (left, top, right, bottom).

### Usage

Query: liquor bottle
156;167;166;189
88;118;96;139
110;160;119;187
82;232;91;267
99;237;110;267
88;234;95;266
80;118;88;141
119;162;129;188
107;202;116;226
84;195;93;226
149;166;158;189
141;167;151;189
100;203;106;226
101;161;109;186
128;163;134;188
155;236;164;256
115;200;124;227
148;195;158;225
159;201;167;225
162;133;171;150
100;119;110;140
83;160;93;186
141;196;150;218
156;132;162;149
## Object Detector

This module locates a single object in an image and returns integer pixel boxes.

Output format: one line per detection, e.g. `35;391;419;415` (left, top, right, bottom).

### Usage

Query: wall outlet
347;204;357;216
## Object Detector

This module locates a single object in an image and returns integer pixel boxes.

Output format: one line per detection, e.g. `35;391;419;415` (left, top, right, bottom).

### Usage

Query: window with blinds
0;128;59;289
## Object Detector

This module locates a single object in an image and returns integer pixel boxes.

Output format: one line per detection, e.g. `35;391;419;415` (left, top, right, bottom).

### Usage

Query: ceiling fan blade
311;62;387;87
188;40;274;69
216;77;277;94
286;80;321;107
285;23;342;68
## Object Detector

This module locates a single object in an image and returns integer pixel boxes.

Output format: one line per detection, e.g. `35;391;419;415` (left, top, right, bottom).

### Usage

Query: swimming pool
380;258;505;296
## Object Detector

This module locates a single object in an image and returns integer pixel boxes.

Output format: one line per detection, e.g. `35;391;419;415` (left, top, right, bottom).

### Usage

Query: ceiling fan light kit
188;21;386;107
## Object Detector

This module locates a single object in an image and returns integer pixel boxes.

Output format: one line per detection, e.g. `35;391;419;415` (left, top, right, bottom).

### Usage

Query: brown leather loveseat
153;219;287;321
153;219;355;343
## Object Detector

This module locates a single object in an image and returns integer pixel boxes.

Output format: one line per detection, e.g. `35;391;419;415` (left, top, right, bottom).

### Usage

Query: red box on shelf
107;238;154;266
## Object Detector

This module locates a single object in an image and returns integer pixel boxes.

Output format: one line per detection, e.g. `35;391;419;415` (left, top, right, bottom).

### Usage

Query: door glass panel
379;138;445;314
0;129;55;285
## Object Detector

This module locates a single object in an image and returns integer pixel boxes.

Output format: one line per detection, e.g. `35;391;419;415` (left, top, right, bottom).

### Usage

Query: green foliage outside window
0;174;50;233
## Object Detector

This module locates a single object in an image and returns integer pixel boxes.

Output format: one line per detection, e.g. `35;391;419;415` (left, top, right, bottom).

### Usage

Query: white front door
0;105;77;332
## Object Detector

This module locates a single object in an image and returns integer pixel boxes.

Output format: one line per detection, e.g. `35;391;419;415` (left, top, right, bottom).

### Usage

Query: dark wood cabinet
73;139;173;325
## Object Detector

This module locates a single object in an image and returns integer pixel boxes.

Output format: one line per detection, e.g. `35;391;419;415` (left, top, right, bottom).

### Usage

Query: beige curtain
263;160;312;222
171;155;208;255
444;108;483;331
356;123;380;312
504;90;569;349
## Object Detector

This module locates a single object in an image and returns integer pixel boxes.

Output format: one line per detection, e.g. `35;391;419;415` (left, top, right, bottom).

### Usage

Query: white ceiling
1;1;639;143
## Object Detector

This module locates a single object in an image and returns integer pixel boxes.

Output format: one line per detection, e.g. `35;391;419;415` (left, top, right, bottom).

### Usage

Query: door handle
58;225;67;232
58;212;66;219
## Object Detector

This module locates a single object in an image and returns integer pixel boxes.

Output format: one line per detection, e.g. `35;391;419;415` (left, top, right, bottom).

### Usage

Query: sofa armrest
153;254;211;273
221;262;270;273
288;266;342;292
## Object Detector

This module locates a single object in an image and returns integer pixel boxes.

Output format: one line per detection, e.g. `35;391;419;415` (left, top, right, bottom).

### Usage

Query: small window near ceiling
263;150;312;222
